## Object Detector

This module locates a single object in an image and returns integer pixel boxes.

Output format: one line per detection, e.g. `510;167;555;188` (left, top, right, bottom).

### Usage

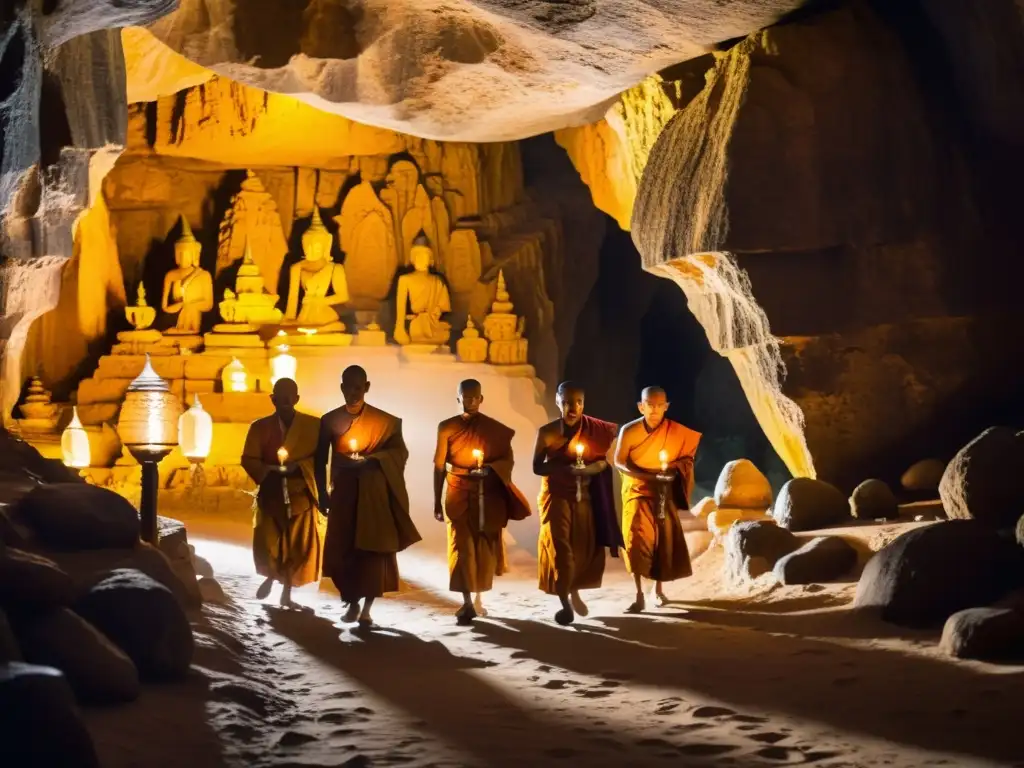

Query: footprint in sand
670;723;713;734
655;698;682;715
278;731;317;747
692;705;736;719
597;680;622;688
577;688;613;698
354;706;375;715
730;714;768;724
328;690;359;700
542;679;570;690
282;672;303;681
750;732;788;744
677;744;738;757
538;664;554;672
755;746;807;763
319;712;350;725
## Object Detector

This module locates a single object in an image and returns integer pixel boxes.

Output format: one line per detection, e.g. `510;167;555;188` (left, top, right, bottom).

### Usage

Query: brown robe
436;413;531;594
620;417;701;582
241;412;325;587
537;415;619;595
316;403;422;602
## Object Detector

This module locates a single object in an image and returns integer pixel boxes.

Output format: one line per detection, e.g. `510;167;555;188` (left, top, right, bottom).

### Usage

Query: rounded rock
849;479;899;521
714;459;772;510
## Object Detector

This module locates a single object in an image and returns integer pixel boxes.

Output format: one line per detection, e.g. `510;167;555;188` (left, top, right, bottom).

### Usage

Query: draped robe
317;403;422;602
620;417;701;582
241;412;325;587
537;415;620;596
436;413;531;593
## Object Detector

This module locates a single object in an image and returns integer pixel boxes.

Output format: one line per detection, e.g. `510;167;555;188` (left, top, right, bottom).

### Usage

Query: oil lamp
222;357;248;393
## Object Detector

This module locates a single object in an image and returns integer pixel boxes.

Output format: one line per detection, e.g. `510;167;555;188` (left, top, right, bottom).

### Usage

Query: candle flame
472;448;483;468
659;449;668;463
349;438;358;452
277;447;288;464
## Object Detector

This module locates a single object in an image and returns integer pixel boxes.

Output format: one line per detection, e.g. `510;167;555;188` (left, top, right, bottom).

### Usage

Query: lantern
270;344;297;386
61;406;90;468
178;394;213;463
222;357;248;393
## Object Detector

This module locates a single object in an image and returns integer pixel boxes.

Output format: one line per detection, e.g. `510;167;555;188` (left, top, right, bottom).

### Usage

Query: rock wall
630;0;1024;490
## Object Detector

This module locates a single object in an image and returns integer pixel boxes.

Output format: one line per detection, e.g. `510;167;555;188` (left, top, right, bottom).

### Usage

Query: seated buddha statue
218;240;283;327
393;232;451;346
161;216;214;335
283;207;349;331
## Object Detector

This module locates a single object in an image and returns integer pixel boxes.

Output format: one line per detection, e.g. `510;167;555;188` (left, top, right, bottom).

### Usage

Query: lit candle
659;449;669;472
277;447;289;465
348;438;360;459
472;448;483;469
576;442;584;461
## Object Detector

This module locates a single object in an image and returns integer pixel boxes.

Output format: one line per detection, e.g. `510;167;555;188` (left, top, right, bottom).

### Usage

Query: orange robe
317;403;422;602
241;412;325;588
437;413;531;593
620;417;701;582
537;415;619;595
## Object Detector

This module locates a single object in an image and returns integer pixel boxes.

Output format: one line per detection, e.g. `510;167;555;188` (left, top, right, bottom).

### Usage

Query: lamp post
117;355;182;544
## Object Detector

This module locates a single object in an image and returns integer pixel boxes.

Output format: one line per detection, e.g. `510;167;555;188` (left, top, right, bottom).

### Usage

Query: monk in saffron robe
315;365;422;626
614;385;701;613
534;381;622;625
241;378;325;609
433;379;531;624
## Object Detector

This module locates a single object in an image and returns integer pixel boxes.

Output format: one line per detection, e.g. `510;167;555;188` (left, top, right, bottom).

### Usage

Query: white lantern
270;344;297;386
61;406;90;468
178;394;213;463
222;358;248;393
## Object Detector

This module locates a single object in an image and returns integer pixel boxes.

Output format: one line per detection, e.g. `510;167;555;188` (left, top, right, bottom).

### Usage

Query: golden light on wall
270;343;297;386
117;355;182;454
222;357;249;393
61;406;90;468
178;394;213;463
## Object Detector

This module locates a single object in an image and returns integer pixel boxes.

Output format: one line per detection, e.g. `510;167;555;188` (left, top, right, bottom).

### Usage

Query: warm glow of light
61;407;90;468
348;438;358;453
270;345;297;386
576;442;584;458
472;448;483;469
298;327;318;336
178;394;213;461
223;358;249;393
277;447;289;464
659;449;669;472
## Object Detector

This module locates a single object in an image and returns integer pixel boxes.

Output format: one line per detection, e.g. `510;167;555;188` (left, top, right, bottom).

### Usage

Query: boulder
0;663;99;768
11;484;140;550
714;459;773;510
853;520;1024;627
74;568;193;681
0;548;75;610
772;478;848;531
157;517;202;603
14;609;140;705
939;427;1024;529
939;607;1024;661
691;496;717;520
707;507;770;538
901;459;946;493
724;520;800;583
198;577;228;604
849;479;899;521
0;609;20;662
773;536;858;585
192;554;214;579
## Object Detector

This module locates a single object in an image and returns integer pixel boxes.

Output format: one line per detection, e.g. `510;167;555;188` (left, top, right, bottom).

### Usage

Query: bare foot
570;591;589;617
473;595;488;617
554;607;575;626
342;601;361;623
625;595;646;614
357;610;374;627
655;591;670;607
255;577;274;600
456;603;477;626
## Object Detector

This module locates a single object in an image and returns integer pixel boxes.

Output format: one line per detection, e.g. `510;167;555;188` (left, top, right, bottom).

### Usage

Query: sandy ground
83;509;1024;768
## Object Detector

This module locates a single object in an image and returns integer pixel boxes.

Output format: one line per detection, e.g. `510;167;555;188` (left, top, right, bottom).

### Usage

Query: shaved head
555;380;585;426
342;365;367;385
273;377;299;398
556;380;584;400
638;385;669;428
340;365;370;408
641;386;666;401
270;377;299;416
457;378;483;415
458;378;481;396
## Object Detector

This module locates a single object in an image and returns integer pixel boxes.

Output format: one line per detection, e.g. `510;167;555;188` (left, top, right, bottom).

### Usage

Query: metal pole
140;459;159;544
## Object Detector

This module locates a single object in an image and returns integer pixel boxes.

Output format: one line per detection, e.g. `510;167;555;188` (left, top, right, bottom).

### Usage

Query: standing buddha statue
161;216;214;335
393;232;451;346
284;207;349;331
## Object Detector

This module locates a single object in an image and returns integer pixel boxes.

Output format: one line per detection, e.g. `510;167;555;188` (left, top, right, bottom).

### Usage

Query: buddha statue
161;216;214;335
283;207;349;331
393;232;451;346
218;240;283;327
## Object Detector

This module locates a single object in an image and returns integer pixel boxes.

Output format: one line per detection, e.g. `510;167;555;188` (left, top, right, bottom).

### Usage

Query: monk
315;365;422;626
534;381;622;625
240;378;324;609
614;386;701;613
433;379;531;624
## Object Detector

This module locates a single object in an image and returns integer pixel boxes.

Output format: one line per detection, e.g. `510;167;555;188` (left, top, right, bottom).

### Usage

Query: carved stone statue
393;232;451;347
218;240;283;327
125;283;156;330
455;316;487;363
284;208;348;331
484;269;528;365
161;216;214;335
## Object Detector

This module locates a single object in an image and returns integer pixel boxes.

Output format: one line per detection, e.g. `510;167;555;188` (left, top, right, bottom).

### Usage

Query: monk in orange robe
241;378;325;609
315;365;422;626
614;385;701;613
534;382;622;625
433;379;531;624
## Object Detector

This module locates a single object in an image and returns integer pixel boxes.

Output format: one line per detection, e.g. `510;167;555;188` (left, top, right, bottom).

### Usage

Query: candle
659;449;668;472
348;438;360;459
277;447;289;465
472;448;483;469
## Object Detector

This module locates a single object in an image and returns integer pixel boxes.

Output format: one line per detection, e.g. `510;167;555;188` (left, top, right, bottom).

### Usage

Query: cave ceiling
128;0;804;142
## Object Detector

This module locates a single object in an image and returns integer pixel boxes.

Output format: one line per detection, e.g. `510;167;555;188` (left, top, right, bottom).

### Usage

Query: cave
2;1;1024;766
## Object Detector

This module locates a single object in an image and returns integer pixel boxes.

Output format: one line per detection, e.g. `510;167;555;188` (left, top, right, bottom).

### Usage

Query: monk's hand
434;504;444;522
469;466;490;478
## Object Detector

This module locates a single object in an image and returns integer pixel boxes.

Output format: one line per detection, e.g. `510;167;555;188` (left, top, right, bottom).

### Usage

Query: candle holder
574;442;586;469
657;450;670;520
471;449;486;527
276;446;292;516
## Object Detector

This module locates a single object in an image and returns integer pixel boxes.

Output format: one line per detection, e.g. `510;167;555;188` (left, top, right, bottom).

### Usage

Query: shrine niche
217;170;290;295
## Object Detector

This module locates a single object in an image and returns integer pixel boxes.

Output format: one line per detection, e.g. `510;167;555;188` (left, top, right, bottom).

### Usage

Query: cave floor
83;515;1022;768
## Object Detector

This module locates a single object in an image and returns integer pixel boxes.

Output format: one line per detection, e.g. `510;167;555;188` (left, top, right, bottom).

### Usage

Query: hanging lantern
178;394;213;463
222;357;249;393
117;354;182;454
270;343;297;386
61;406;90;468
